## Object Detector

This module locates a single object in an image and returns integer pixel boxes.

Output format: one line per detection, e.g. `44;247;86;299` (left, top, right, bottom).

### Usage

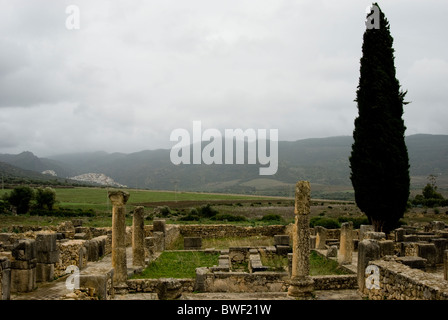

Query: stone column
357;239;380;294
339;221;354;265
132;206;145;267
315;226;327;249
444;250;448;281
288;180;314;298
109;190;130;289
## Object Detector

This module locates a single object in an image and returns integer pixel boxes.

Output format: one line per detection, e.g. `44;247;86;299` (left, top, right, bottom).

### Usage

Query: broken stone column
10;239;37;293
35;232;59;282
144;237;156;262
339;221;354;265
315;226;327;249
132;206;145;267
288;180;314;298
109;190;130;290
0;256;11;300
357;239;380;294
444;250;448;281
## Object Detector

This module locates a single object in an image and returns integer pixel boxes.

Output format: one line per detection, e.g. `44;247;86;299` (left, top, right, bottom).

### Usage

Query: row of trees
1;186;56;214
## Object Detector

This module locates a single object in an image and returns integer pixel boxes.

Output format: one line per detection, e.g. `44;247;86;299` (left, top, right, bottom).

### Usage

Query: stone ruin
1;184;448;300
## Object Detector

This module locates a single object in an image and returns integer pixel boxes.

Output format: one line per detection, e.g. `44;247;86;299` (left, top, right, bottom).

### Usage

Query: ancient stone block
184;237;202;250
274;235;290;246
417;243;437;267
326;245;338;258
36;263;54;282
276;245;290;256
153;219;166;234
11;268;36;293
339;221;353;264
396;256;427;270
379;240;395;257
395;228;405;242
12;239;36;261
132;206;146;267
432;238;448;264
363;231;386;240
36;250;59;264
35;232;58;252
359;225;374;241
153;232;165;252
315;226;327;249
0;257;11;300
357;239;380;292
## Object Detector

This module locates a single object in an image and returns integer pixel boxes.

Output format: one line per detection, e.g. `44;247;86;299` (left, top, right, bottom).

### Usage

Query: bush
154;206;171;217
260;214;282;222
310;217;340;229
35;187;56;210
4;186;34;214
337;216;370;229
197;204;218;218
178;214;200;221
29;208;95;217
211;214;247;222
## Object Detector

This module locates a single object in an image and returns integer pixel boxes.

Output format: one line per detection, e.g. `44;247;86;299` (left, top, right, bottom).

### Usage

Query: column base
287;277;314;298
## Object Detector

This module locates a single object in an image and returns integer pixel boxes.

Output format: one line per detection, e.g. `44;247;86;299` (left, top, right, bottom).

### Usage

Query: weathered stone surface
339;222;353;264
184;237;202;250
288;180;314;298
357;239;380;292
0;257;11;300
109;191;129;287
274;235;290;246
12;239;36;261
132;206;145;267
36;263;54;282
11;268;36;293
359;225;374;241
153;219;166;234
315;226;327;249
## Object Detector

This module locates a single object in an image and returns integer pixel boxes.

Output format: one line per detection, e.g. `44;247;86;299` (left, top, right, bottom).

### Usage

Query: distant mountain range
0;134;447;198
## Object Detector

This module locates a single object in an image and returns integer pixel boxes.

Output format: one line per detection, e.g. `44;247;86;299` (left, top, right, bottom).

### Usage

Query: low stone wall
178;225;288;239
363;259;448;300
127;278;195;300
312;275;358;290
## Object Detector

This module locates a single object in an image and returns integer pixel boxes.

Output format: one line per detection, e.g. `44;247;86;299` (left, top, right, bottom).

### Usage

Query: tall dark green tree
350;3;410;233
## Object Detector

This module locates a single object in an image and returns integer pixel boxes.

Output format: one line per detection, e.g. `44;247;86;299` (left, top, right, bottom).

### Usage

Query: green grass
261;251;350;275
134;251;219;279
309;251;349;275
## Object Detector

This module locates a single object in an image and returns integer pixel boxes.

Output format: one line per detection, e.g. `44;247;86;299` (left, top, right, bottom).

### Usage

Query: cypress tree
349;3;410;233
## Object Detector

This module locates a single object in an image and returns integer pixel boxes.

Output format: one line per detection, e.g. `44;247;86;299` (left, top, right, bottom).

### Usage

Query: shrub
337;216;370;229
4;186;34;214
35;187;57;210
154;206;171;217
178;214;200;221
310;217;340;229
260;214;282;222
197;204;218;218
211;214;247;222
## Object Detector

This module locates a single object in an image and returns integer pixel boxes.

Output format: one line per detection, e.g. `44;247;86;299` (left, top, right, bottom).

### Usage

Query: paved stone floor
11;248;362;301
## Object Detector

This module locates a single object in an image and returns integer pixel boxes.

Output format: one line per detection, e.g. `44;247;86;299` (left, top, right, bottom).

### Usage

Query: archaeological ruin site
1;182;447;301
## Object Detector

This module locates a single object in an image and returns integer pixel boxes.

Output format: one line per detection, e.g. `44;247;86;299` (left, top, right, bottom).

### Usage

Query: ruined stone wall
127;278;195;300
178;225;288;239
363;260;448;300
312;275;358;290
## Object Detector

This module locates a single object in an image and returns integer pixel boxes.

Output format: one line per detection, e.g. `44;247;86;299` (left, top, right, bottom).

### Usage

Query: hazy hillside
1;134;447;198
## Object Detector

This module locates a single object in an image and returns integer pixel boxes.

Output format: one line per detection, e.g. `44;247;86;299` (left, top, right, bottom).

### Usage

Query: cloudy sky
0;0;447;157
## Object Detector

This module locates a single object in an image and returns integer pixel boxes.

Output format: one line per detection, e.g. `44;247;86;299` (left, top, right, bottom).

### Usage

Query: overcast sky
0;0;447;157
